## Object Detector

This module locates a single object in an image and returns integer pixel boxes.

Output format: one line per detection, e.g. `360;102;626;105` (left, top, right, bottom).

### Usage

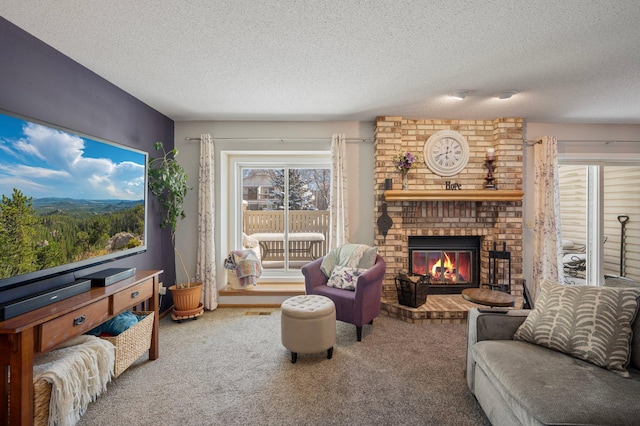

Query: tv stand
0;269;162;426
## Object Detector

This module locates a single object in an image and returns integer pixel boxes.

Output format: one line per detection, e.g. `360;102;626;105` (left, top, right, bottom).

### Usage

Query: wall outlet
158;285;167;296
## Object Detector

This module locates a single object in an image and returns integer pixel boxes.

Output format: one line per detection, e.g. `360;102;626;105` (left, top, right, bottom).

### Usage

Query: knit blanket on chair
320;243;378;277
33;335;115;426
225;249;262;287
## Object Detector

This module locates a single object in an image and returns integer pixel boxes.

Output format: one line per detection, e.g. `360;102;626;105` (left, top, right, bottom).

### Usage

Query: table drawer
111;278;154;314
39;298;109;352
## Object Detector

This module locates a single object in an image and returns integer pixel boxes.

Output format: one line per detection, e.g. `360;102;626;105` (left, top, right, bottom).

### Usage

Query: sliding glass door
241;165;330;273
603;166;640;280
558;163;640;285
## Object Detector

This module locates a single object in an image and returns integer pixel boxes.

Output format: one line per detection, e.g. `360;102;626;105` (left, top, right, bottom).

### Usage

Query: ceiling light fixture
496;90;518;100
449;90;469;100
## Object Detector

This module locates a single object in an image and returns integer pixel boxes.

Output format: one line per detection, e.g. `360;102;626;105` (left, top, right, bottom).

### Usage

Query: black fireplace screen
408;236;480;293
411;250;472;284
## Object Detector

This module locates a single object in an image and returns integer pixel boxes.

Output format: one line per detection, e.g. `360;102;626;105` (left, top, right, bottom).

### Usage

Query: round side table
462;288;516;308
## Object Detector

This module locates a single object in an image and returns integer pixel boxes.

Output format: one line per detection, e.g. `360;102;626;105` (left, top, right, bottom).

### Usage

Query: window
225;152;331;281
558;162;640;285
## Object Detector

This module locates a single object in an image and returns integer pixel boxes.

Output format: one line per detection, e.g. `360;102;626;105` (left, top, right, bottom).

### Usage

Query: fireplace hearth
408;236;480;294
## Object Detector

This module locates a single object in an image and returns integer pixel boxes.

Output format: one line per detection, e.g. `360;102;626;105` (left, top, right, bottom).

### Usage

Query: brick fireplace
373;117;524;320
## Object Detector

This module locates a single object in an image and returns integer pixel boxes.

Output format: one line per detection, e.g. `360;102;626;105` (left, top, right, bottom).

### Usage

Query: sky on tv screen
0;113;145;201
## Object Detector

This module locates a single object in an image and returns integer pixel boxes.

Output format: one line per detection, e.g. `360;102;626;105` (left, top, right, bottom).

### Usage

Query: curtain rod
185;136;374;143
524;139;639;146
559;140;640;144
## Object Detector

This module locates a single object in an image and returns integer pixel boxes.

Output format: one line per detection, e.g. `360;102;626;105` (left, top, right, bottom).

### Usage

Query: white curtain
531;136;564;300
196;134;217;310
329;133;349;249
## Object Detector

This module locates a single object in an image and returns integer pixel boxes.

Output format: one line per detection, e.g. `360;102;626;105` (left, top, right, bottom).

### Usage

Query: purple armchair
302;254;386;341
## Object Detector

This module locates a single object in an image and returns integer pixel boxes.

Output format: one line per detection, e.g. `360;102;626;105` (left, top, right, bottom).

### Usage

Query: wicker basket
32;333;120;425
102;311;154;378
33;378;52;426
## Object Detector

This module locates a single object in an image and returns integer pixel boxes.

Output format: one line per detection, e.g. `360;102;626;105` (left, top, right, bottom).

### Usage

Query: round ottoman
281;295;336;363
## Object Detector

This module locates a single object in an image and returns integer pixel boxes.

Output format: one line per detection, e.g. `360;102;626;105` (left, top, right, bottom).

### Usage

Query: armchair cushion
326;265;367;291
514;279;640;377
320;244;377;277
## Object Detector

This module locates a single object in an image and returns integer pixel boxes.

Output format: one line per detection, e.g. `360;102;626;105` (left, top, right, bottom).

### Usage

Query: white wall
172;119;640;292
523;122;640;288
173;121;375;288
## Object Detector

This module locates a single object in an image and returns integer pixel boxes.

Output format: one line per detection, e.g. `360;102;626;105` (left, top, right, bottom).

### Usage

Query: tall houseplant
148;142;201;312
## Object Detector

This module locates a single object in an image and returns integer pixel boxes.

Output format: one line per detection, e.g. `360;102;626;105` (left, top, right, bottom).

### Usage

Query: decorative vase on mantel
401;170;409;190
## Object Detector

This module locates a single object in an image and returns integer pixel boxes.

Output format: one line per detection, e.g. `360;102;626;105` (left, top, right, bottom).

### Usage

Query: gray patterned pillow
604;277;640;370
514;279;640;377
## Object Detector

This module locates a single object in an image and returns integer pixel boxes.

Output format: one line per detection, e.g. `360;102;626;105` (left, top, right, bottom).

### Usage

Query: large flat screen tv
0;109;147;296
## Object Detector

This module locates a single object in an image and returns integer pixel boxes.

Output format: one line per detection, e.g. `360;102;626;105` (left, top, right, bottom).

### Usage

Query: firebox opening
408;236;480;294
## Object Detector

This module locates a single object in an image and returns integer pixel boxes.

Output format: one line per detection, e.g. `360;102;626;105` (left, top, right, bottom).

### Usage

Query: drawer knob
73;315;86;326
131;290;140;298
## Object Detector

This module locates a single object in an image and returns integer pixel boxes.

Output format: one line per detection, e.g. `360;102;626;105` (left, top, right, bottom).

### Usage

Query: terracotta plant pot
169;282;203;311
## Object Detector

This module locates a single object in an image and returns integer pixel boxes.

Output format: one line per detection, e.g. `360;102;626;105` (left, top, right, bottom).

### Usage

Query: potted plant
148;141;201;314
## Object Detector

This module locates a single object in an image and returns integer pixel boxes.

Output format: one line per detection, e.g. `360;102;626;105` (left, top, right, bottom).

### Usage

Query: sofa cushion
604;276;640;289
473;340;640;425
514;279;640;377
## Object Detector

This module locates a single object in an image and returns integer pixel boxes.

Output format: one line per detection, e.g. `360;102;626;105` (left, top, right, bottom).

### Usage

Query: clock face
424;130;470;177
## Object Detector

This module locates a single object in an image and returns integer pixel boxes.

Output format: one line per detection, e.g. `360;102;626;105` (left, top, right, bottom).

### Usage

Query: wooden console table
0;269;162;426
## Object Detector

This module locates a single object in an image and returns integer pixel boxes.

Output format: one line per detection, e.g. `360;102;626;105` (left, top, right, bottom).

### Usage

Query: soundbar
0;279;92;321
80;267;136;287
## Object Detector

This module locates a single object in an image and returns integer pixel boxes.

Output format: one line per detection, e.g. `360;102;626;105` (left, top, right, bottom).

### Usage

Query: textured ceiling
2;1;640;123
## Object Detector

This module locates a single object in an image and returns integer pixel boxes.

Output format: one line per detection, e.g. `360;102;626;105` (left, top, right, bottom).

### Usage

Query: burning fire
431;252;457;282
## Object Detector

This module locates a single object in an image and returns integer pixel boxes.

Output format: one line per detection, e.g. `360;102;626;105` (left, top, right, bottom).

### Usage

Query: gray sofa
466;277;640;426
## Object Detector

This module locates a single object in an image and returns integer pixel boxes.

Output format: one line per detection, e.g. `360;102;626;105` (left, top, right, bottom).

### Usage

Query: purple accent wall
0;17;176;312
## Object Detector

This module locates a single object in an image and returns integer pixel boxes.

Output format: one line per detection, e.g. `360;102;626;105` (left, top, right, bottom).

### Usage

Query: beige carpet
77;308;490;425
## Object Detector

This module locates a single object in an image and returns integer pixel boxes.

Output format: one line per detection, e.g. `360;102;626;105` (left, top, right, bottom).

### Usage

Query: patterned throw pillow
326;265;367;291
514;279;640;377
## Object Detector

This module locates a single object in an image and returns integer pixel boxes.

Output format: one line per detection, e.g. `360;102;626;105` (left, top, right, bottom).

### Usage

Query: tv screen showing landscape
0;110;147;289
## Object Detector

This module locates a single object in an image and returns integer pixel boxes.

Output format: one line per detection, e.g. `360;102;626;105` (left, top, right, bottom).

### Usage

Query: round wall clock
423;130;470;177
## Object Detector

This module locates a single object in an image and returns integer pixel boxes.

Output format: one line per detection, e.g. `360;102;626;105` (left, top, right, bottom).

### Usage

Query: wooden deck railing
244;210;330;260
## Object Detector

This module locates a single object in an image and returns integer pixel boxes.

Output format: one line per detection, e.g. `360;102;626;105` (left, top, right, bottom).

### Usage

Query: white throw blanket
33;335;115;426
320;243;378;277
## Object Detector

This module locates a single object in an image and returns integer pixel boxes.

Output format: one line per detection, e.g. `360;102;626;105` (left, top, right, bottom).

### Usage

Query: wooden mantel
384;189;524;202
